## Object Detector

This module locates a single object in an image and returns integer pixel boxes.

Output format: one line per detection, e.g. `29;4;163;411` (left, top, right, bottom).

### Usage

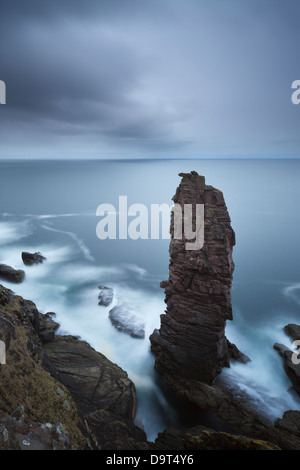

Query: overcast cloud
0;0;299;159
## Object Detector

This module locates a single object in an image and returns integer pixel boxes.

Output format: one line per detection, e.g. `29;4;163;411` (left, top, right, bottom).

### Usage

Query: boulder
109;305;145;339
98;285;114;307
21;252;46;266
0;264;25;284
43;335;137;420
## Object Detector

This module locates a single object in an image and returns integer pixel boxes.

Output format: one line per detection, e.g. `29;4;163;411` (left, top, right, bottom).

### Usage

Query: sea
0;158;300;441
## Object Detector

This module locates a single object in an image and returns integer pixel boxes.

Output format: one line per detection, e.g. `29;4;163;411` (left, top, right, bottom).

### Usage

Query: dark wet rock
98;285;114;307
86;409;149;450
43;335;136;420
154;424;279;451
182;427;280;450
38;313;60;343
0;264;25;283
227;340;251;364
274;410;300;444
284;324;300;341
274;325;300;397
21;252;46;266
109;305;145;339
154;427;185;450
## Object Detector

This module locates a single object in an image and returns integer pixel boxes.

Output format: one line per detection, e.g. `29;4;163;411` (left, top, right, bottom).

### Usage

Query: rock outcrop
0;284;148;450
98;285;114;307
109;305;145;339
150;171;241;385
21;252;46;266
0;264;25;284
148;172;300;450
274;324;300;397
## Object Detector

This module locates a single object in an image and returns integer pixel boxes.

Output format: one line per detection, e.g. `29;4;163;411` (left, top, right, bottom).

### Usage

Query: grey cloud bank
0;0;299;159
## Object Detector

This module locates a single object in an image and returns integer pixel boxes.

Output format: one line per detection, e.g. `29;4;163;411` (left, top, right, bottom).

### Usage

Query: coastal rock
274;410;300;446
274;324;300;397
150;171;240;385
182;427;280;450
0;264;25;284
98;285;114;307
284;324;300;341
227;340;251;364
148;172;300;450
38;312;60;343
43;335;136;420
109;305;145;339
0;285;87;450
0;284;148;450
21;252;46;266
154;423;280;451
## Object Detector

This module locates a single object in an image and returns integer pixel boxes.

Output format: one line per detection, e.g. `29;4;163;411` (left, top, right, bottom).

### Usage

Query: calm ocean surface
1;158;300;440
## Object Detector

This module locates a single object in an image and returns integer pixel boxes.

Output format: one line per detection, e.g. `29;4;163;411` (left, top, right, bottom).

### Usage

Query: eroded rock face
150;172;237;385
44;335;136;420
0;284;147;450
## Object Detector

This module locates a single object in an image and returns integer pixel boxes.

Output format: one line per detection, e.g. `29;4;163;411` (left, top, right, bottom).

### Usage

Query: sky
0;0;299;160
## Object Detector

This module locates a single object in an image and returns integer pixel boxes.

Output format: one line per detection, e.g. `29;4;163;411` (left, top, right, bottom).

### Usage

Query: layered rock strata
150;171;239;385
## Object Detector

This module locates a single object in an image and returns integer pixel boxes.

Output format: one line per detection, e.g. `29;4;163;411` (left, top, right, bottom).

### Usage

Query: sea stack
150;172;236;385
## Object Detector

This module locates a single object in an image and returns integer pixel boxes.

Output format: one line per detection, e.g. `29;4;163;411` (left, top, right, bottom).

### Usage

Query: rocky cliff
0;284;148;450
150;171;242;385
148;172;300;451
0;282;283;451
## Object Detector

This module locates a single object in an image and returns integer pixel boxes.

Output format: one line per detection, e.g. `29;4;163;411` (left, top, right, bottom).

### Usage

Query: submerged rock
0;264;25;284
98;285;114;307
109;305;145;339
21;252;46;266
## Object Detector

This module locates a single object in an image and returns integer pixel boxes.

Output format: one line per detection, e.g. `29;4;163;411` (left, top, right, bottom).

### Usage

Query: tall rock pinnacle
150;171;237;385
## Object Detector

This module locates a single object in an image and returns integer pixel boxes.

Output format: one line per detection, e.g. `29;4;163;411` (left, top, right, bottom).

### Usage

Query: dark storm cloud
0;0;188;157
0;0;299;158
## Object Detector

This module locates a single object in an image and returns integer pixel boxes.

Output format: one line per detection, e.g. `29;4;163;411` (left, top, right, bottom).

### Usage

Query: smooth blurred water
1;158;300;439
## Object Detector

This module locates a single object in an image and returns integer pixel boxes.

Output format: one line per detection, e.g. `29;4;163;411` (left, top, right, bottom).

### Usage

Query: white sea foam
223;314;300;422
41;223;95;262
0;220;33;246
283;283;300;306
